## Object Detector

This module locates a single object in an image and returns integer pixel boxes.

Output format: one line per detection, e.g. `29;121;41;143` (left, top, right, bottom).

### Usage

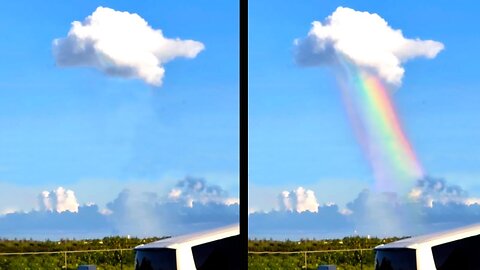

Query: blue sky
0;0;238;238
249;1;480;237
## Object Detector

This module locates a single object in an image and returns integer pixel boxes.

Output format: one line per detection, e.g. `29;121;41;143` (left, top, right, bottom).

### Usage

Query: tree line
0;235;405;269
248;236;404;270
0;236;165;269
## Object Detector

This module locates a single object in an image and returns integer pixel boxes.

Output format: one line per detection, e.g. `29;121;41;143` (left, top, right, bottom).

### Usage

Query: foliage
0;235;406;269
248;236;404;270
0;236;166;270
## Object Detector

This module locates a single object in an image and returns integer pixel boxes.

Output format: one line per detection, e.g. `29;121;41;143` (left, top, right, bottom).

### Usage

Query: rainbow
336;59;424;192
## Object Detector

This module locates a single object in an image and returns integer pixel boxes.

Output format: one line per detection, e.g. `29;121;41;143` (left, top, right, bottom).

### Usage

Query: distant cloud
346;186;480;236
106;189;164;236
294;6;444;85
0;177;238;239
53;6;204;86
249;204;352;239
107;177;238;236
346;189;412;236
2;205;111;240
168;176;238;207
38;187;79;213
249;179;480;239
278;187;319;213
409;176;473;207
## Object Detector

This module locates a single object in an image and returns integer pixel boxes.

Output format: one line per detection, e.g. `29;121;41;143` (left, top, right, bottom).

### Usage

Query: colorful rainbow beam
336;59;424;192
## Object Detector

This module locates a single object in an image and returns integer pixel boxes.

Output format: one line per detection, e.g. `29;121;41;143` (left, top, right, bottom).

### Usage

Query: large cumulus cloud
294;6;444;86
278;187;320;213
53;6;204;86
38;187;80;213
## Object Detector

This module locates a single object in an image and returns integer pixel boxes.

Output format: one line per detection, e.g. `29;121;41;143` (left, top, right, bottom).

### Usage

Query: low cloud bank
0;177;238;239
250;177;480;239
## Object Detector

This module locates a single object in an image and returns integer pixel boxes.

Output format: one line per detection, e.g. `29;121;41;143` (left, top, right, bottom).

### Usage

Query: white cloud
53;6;204;86
224;198;240;206
409;176;480;208
278;191;293;211
99;208;113;215
167;177;237;207
38;187;79;213
0;208;18;216
408;176;473;207
38;191;52;212
168;188;182;200
339;208;353;215
294;6;444;85
465;198;480;206
278;187;319;213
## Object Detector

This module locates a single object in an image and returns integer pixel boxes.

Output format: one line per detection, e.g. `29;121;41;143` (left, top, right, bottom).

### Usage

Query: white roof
375;223;480;250
135;223;239;250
